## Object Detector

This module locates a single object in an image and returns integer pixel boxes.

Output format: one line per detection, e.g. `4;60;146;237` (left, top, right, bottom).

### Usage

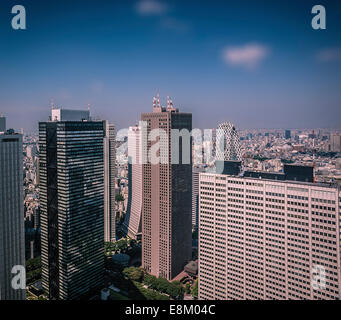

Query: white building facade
199;172;341;300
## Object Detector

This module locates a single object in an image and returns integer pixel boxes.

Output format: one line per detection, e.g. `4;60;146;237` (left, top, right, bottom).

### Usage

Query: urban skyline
1;0;341;132
1;0;341;308
1;96;341;302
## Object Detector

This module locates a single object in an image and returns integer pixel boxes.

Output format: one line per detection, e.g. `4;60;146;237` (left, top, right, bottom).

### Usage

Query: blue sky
0;0;340;132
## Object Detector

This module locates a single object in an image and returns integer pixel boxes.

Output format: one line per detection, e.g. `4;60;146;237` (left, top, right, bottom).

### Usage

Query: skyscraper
192;166;205;231
141;95;192;280
0;115;6;132
216;121;242;175
0;130;25;300
39;109;105;300
123;125;143;240
285;130;291;140
330;134;341;152
216;122;242;162
104;121;116;243
198;165;341;300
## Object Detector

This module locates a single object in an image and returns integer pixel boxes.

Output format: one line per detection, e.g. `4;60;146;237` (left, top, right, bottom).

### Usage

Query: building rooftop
50;108;90;122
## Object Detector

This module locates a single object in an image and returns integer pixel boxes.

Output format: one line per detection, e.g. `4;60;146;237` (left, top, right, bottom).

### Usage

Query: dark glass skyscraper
0;115;6;132
285;129;291;140
39;112;105;300
0;131;25;300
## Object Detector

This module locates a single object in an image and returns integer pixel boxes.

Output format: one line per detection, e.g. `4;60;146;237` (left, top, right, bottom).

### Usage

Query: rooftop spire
156;93;160;107
167;96;173;108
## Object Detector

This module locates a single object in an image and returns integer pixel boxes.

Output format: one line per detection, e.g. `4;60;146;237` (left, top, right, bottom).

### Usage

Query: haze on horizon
0;0;340;132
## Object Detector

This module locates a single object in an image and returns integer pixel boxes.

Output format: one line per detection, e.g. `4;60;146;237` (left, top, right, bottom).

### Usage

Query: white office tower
123;125;143;240
104;121;116;242
0;131;25;300
192;166;205;230
216;122;242;161
198;166;341;300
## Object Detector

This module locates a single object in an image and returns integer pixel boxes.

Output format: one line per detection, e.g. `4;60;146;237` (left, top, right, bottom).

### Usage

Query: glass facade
39;121;104;300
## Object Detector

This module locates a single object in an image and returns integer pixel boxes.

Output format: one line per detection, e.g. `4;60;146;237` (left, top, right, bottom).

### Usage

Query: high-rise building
141;95;192;280
216;122;242;175
216;122;242;162
123;125;143;240
39;109;105;300
192;166;205;231
330;134;341;152
104;121;116;242
198;165;341;300
0;130;25;300
0;115;6;132
35;157;40;186
285;130;291;140
51;108;90;122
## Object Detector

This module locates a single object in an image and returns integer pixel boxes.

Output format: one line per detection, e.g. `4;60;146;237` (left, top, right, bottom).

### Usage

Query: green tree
167;283;183;299
104;242;116;255
26;256;41;272
26;268;42;284
115;194;124;202
155;278;169;293
116;239;128;253
123;267;144;282
170;281;184;298
128;239;136;247
191;279;198;298
144;274;158;289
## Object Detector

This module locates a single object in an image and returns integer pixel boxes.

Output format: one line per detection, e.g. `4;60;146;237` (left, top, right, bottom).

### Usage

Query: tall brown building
141;95;192;280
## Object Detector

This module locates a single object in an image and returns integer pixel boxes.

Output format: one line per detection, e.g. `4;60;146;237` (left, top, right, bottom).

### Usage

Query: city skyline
1;102;341;302
1;0;341;306
1;0;341;132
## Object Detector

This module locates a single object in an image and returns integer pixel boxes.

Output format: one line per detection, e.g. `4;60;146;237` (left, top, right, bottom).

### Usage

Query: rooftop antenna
50;99;55;110
153;96;157;108
156;93;160;107
167;96;173;108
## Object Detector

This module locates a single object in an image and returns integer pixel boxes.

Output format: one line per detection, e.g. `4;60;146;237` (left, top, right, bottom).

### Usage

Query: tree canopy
115;194;124;202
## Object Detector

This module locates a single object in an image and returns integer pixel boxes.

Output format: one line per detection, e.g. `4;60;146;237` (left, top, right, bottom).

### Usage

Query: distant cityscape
0;96;340;300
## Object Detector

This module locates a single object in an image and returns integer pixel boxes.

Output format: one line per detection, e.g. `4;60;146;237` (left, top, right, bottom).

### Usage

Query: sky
0;0;340;132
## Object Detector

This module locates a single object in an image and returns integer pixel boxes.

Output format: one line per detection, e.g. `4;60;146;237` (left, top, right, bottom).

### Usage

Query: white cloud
135;0;168;16
317;48;341;62
222;43;270;69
